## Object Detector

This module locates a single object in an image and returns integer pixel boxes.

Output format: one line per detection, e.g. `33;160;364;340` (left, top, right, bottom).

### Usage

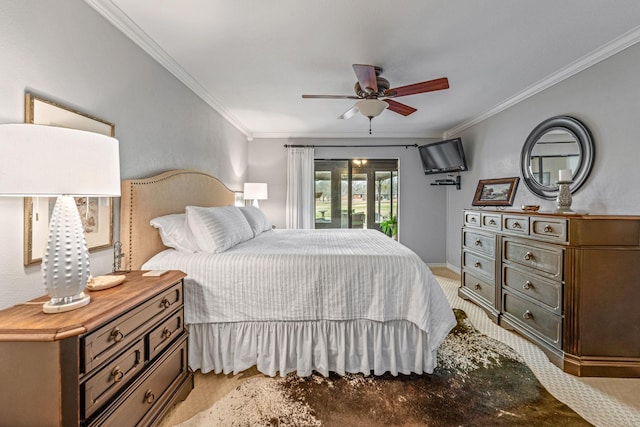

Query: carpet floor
159;271;640;427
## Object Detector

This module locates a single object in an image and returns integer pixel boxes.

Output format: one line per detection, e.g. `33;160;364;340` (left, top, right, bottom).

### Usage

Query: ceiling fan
302;64;449;133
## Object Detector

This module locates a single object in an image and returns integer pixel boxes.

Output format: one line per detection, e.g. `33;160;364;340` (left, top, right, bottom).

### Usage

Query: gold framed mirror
23;93;116;265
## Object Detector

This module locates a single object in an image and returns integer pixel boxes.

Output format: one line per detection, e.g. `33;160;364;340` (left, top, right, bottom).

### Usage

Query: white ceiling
87;0;640;140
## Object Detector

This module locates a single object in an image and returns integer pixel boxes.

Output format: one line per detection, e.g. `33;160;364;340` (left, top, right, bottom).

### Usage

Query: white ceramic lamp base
41;195;91;314
43;292;90;313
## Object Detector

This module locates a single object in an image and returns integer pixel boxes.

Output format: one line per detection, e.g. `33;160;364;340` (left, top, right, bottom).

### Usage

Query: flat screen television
418;137;468;175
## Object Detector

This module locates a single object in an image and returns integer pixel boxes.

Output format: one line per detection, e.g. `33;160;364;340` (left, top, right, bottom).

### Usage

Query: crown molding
444;25;640;138
250;131;443;140
85;0;252;140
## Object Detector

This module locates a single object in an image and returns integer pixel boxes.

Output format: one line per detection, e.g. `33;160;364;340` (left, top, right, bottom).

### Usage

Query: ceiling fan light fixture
356;99;388;118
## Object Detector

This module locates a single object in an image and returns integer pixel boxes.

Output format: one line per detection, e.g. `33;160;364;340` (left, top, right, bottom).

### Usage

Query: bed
120;169;456;377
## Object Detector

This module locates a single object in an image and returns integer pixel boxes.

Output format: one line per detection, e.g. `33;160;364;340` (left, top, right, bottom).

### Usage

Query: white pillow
150;213;200;253
186;205;253;253
239;206;272;237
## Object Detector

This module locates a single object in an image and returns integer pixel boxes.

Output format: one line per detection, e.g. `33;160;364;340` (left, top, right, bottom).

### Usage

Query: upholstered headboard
120;169;235;270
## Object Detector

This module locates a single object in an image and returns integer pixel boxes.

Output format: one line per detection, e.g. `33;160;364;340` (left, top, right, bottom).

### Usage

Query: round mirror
520;116;594;200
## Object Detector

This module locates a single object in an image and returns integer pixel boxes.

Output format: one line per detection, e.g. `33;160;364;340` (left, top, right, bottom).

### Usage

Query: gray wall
0;1;248;309
445;43;640;270
248;138;450;263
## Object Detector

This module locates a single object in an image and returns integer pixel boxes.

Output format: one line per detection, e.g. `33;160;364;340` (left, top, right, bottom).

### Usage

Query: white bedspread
143;229;455;354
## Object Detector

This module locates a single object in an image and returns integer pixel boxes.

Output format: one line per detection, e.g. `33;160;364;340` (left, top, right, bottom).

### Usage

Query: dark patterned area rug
177;309;591;426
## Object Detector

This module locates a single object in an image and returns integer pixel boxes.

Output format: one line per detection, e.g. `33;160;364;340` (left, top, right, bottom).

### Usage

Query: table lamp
0;124;120;313
243;182;268;208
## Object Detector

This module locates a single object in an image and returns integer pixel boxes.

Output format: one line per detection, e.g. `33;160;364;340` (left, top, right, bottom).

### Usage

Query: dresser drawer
502;265;561;313
503;214;529;236
502;292;562;349
462;229;496;258
464;211;481;227
83;339;145;418
92;334;189;427
82;282;183;374
462;271;495;305
148;309;184;361
462;250;495;282
530;217;567;243
502;237;563;280
481;213;502;231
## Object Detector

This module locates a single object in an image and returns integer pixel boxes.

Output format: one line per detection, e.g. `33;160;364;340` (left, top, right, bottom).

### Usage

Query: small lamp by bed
243;182;268;208
0;124;120;313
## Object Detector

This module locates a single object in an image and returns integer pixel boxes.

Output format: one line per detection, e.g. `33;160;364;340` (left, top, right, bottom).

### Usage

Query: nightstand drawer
503;265;561;313
462;229;495;258
462;271;495;306
148;309;184;361
82;282;183;373
503;237;563;280
93;334;188;427
83;339;144;418
503;292;562;349
531;217;567;243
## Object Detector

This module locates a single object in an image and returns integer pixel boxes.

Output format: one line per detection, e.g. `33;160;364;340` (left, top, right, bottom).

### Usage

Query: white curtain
286;146;315;229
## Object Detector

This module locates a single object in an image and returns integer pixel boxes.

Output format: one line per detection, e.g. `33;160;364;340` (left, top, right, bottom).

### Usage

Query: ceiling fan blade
338;105;359;120
302;94;361;99
385;99;417;116
384;77;449;97
352;64;378;95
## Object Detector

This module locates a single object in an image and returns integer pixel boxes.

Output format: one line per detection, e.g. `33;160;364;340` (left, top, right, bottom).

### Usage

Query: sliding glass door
315;159;398;230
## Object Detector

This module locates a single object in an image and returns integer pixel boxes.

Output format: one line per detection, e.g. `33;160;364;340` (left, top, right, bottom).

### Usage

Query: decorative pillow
186;205;253;253
150;213;200;253
239;206;272;237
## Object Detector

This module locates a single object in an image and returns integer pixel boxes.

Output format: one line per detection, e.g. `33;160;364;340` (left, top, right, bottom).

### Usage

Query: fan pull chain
368;116;373;135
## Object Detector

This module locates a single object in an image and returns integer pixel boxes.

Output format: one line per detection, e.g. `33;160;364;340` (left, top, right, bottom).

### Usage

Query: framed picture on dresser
472;177;519;206
23;92;116;265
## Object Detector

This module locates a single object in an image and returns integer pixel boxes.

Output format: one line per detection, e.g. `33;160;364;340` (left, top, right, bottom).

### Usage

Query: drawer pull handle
474;239;482;246
110;328;124;343
523;310;534;320
474;283;481;291
513;221;521;229
111;367;124;383
470;217;477;222
543;225;553;233
474;261;481;268
522;281;533;290
160;298;171;309
162;327;172;340
488;219;496;225
145;389;156;404
523;252;533;261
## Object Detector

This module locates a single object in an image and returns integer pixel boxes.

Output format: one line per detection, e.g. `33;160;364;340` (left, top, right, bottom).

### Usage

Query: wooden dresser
0;270;193;426
460;209;640;377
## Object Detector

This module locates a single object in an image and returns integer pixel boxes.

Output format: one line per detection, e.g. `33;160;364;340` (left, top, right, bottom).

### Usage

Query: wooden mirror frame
520;116;595;200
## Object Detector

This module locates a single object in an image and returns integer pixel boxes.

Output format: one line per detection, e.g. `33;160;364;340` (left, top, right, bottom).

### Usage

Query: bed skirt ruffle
188;319;439;377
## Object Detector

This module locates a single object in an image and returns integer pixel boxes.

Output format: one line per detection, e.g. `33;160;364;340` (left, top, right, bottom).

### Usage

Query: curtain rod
283;143;418;149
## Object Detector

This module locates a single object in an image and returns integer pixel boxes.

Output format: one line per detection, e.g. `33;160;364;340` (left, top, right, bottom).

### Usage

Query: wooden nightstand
0;270;193;426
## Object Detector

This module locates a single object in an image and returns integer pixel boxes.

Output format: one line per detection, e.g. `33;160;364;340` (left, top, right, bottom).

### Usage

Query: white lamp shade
243;182;268;200
0;124;120;197
356;99;389;118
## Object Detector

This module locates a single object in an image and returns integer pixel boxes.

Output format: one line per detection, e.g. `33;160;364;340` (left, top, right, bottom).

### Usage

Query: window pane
374;171;392;224
314;171;331;224
341;172;348;228
392;170;398;220
351;172;367;228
